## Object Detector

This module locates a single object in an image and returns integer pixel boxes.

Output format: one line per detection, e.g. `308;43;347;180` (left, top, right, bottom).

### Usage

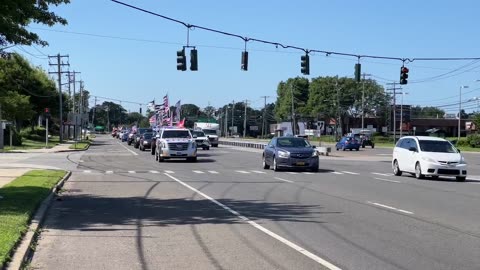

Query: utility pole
335;80;340;140
291;83;296;135
386;82;402;143
243;99;249;138
49;54;69;143
231;100;235;135
80;80;84;140
0;103;3;150
92;96;97;128
224;107;228;137
361;73;372;130
68;71;80;114
260;96;271;138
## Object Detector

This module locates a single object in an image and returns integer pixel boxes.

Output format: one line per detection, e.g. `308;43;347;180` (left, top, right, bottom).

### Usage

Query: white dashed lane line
274;177;294;183
251;170;266;174
208;171;219;174
164;170;174;174
374;177;401;183
341;171;360;175
367;201;414;215
372;172;393;177
193;170;205;174
106;171;113;174
83;170;91;173
128;171;136;174
235;170;250;174
331;171;344;175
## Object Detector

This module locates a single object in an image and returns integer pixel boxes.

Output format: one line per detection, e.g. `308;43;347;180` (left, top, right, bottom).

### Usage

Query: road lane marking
150;170;160;174
79;160;84;163
117;141;138;156
208;171;219;174
367;201;414;215
287;172;299;175
341;171;359;175
164;170;174;174
331;171;344;175
235;170;250;174
274;177;294;183
106;171;113;174
251;170;266;174
193;170;204;174
164;173;341;270
83;170;91;173
128;171;136;174
303;172;314;175
374;177;401;183
372;172;393;177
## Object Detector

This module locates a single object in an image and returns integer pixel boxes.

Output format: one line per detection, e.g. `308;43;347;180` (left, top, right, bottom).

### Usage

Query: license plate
296;162;305;166
176;152;182;155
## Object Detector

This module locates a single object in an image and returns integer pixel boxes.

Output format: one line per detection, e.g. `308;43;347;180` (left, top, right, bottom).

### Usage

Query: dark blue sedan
335;136;361;151
262;137;319;172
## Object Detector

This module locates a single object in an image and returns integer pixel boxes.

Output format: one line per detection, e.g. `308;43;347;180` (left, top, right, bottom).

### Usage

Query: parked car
392;136;467;181
139;132;154;151
120;129;130;142
191;130;211;150
335;136;361;151
262;136;319;172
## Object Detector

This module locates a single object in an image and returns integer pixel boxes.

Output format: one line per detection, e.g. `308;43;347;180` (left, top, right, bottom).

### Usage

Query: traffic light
400;66;409;85
355;63;361;82
241;51;248;71
177;49;186;71
301;53;309;75
139;107;142;114
44;108;50;117
190;49;198;71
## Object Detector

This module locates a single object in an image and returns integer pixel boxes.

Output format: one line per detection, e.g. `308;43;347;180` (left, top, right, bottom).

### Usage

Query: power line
110;0;480;63
15;46;48;59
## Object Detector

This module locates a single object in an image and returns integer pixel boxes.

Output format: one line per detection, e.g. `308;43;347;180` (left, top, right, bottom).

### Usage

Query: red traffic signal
400;66;409;85
401;67;409;73
44;108;49;113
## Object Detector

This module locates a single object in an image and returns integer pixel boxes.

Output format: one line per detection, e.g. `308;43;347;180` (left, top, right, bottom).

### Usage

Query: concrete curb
6;171;72;270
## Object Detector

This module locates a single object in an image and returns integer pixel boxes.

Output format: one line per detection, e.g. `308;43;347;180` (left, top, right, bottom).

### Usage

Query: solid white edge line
208;171;219;174
236;170;250;174
164;170;174;174
274;177;294;183
106;171;113;174
164;173;341;270
368;201;414;215
150;170;160;174
193;170;204;174
331;172;343;175
83;170;91;173
117;141;139;156
128;171;136;174
374;177;401;183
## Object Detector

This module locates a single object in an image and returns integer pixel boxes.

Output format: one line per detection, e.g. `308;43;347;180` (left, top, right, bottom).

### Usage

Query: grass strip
69;142;90;150
0;170;66;268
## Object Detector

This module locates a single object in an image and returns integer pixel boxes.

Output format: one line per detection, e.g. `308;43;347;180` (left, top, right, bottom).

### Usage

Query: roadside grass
4;136;60;151
68;141;90;150
0;170;66;268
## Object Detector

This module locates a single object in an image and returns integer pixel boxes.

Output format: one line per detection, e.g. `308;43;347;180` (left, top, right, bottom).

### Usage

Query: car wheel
415;162;424;179
362;144;365;148
158;155;164;162
393;160;402;176
213;144;218;147
356;148;360;151
456;176;466;182
273;157;279;171
151;147;155;155
206;147;210;150
155;152;158;161
372;144;375;149
263;155;270;169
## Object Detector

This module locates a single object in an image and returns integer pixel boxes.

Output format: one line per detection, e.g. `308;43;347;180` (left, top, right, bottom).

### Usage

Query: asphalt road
29;135;480;270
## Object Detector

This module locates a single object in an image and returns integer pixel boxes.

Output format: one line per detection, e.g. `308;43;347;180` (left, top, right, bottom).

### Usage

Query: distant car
262;136;319;172
335;136;361;151
134;128;153;148
392;136;467;181
191;130;210;150
121;130;130;142
139;132;154;151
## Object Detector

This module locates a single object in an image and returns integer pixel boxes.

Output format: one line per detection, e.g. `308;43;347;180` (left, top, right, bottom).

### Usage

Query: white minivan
392;136;467;181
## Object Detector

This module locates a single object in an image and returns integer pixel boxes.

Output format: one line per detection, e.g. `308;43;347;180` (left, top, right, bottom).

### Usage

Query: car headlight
460;156;467;164
312;150;318;157
421;156;436;163
277;150;289;158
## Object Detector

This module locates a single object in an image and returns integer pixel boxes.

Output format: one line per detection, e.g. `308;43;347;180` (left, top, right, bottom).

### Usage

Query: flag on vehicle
163;95;169;114
174;100;181;122
177;118;185;128
149;115;156;124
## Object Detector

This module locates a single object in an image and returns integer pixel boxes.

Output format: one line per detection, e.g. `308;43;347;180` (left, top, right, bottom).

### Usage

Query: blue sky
12;0;480;114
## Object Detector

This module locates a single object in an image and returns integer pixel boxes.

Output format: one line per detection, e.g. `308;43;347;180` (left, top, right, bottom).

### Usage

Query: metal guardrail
219;140;267;149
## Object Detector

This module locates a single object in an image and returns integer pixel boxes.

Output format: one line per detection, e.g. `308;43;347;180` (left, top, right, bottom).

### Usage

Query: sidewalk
0;168;31;188
4;141;87;154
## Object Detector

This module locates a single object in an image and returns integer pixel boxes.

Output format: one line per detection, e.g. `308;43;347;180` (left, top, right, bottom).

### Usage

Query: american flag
163;95;169;114
174;100;181;122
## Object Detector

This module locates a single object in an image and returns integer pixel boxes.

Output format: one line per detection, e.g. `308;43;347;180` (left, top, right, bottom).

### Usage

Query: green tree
274;77;309;134
421;106;445;118
126;112;144;125
472;113;480;133
181;104;200;117
0;91;34;124
0;0;70;46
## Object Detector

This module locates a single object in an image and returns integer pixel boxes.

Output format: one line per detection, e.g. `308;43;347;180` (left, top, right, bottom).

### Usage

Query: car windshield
203;129;217;135
163;130;191;139
276;137;311;148
192;131;205;137
418;140;457;153
143;133;153;139
138;128;152;134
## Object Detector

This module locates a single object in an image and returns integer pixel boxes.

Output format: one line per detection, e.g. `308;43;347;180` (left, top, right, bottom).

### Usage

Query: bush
19;127;47;141
374;136;394;144
466;134;480;148
455;138;469;147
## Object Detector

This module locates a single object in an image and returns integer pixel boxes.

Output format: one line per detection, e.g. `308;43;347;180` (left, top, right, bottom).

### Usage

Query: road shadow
42;194;332;231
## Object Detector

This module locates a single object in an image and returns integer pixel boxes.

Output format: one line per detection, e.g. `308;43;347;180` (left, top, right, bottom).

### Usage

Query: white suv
155;128;197;162
392;136;467;181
